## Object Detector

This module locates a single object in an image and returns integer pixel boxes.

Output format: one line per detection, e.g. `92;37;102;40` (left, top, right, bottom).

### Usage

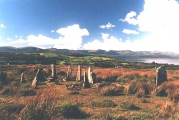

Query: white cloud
6;24;89;50
55;24;89;49
137;0;179;32
122;29;139;34
118;0;179;53
120;11;138;25
7;38;12;41
0;24;6;28
0;36;1;40
7;38;28;47
99;22;115;29
51;30;55;33
83;33;132;50
136;0;179;53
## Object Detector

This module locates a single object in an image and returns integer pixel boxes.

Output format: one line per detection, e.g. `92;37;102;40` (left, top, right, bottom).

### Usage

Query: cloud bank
3;0;179;53
119;0;179;53
6;24;89;50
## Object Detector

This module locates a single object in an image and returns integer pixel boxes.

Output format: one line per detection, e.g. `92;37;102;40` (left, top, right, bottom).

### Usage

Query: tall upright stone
20;72;24;83
156;65;167;86
76;65;81;81
67;65;72;80
51;64;56;80
88;66;93;84
83;71;90;88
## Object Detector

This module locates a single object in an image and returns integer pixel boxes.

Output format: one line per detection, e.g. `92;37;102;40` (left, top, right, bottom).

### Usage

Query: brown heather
1;64;179;119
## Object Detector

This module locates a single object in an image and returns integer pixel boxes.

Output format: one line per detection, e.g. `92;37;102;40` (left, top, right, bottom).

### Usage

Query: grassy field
1;64;179;119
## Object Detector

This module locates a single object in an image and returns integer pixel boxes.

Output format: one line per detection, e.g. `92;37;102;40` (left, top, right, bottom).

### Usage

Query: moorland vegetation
1;52;179;119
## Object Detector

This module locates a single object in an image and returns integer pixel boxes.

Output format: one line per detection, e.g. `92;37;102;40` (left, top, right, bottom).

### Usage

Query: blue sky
0;0;179;53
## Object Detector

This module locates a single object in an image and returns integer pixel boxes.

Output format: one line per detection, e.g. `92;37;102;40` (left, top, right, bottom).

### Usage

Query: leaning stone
156;65;167;86
31;69;41;88
31;77;37;88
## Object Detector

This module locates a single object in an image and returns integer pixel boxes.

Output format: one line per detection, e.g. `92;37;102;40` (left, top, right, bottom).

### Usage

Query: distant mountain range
0;46;179;59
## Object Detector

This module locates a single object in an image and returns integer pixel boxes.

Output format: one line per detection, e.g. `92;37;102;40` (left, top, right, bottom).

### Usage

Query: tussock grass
1;64;179;119
100;84;124;96
56;103;88;119
120;101;140;110
125;80;151;97
90;99;117;108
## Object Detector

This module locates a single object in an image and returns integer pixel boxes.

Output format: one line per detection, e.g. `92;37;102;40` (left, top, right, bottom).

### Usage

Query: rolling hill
0;46;179;59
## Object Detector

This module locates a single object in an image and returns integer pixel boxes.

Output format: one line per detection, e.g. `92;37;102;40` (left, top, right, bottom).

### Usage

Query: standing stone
76;65;81;81
31;69;40;88
88;66;93;84
92;72;96;84
67;65;72;80
83;71;90;88
31;77;37;88
38;68;45;82
31;68;44;88
51;64;56;79
20;72;24;83
156;65;167;86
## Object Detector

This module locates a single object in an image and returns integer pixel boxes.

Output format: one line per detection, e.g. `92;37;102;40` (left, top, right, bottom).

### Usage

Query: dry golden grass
1;64;179;119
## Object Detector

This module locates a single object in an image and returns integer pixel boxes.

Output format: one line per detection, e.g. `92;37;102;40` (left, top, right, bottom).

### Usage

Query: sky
0;0;179;53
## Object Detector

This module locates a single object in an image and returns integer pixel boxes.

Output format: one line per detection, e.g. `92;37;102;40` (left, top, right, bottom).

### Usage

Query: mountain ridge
0;46;178;58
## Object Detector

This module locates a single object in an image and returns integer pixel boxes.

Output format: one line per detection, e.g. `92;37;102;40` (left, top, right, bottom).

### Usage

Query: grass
91;99;117;108
1;64;179;119
56;103;88;119
120;101;140;110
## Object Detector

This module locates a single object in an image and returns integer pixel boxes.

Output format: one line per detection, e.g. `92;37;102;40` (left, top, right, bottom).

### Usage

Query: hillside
0;46;179;59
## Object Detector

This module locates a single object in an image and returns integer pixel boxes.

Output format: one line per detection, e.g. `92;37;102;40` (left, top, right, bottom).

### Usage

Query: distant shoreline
124;58;179;65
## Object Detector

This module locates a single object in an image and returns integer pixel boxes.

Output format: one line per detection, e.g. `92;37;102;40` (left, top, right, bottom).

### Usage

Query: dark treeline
0;52;58;64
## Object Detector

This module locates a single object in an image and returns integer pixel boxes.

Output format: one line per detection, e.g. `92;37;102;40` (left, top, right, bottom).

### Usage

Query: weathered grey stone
31;76;37;88
92;72;96;84
88;66;96;84
20;72;24;83
83;71;90;88
67;65;72;80
88;66;93;84
31;69;40;88
76;65;81;81
31;69;44;88
51;64;56;80
156;65;167;86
